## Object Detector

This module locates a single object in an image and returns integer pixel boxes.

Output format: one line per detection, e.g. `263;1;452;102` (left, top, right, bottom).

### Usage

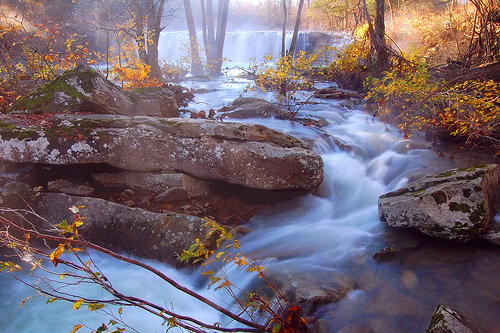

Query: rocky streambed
1;65;500;332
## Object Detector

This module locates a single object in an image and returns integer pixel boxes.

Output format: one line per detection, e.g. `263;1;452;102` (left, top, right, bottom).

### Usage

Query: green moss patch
7;65;107;114
448;202;471;213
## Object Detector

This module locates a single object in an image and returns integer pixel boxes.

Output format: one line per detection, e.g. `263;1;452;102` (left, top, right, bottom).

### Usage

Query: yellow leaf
20;297;31;307
46;297;57;304
71;324;83;333
87;303;105;311
214;280;232;291
73;299;84;310
215;252;225;261
31;259;42;271
201;269;215;276
50;244;65;264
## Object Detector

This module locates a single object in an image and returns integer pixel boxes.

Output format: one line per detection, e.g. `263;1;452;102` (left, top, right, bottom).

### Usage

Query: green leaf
46;297;57;304
87;303;105;311
0;261;22;273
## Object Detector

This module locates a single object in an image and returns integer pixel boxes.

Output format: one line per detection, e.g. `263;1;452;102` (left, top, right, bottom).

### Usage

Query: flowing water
1;33;500;333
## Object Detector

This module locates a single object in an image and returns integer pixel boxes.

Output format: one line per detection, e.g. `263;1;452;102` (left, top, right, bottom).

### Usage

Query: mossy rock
8;64;134;115
379;164;500;242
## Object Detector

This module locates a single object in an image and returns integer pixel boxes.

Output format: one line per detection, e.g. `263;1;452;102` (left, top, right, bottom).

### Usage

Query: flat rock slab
379;164;500;241
0;114;324;190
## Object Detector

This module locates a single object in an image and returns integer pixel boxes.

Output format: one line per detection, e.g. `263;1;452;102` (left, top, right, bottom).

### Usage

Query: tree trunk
211;0;229;75
281;0;287;57
375;0;389;73
183;0;204;75
362;0;389;75
216;0;230;58
201;0;209;51
288;0;305;57
145;0;164;81
207;0;215;49
131;0;165;81
133;0;148;66
374;0;385;45
203;0;216;65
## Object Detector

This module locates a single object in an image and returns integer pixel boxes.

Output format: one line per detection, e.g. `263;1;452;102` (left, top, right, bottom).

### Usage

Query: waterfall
158;31;332;66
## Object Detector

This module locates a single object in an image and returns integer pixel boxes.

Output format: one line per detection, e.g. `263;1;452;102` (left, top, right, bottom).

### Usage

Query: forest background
0;0;499;155
0;0;498;151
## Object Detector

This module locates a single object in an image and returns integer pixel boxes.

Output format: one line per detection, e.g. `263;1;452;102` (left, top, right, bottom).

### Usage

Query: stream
1;36;500;332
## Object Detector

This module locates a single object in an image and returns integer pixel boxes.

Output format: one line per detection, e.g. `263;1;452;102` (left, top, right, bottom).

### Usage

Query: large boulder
31;192;211;267
125;86;180;118
0;114;323;190
8;64;178;117
378;164;500;241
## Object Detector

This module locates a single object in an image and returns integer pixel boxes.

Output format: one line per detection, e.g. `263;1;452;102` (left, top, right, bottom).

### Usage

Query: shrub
315;24;372;89
250;51;318;117
365;50;500;150
113;58;161;90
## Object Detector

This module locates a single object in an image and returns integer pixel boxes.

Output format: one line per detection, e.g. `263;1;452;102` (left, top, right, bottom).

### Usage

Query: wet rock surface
0;162;307;232
273;268;356;317
426;305;480;333
479;219;500;245
372;246;400;262
30;192;210;267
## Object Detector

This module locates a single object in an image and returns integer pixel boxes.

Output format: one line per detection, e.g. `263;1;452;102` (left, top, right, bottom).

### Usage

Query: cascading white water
158;31;310;65
2;77;500;332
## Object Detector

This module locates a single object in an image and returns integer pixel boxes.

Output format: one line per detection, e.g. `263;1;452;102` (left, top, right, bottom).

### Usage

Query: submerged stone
220;96;279;119
373;246;400;262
